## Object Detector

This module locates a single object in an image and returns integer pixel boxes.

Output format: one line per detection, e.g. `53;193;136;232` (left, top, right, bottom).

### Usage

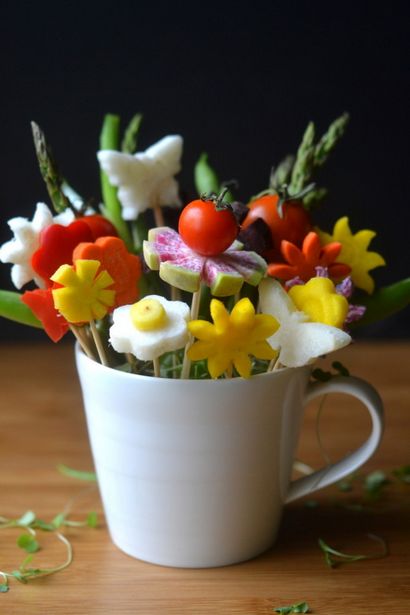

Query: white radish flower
97;135;183;220
0;202;75;289
258;278;351;367
109;295;190;361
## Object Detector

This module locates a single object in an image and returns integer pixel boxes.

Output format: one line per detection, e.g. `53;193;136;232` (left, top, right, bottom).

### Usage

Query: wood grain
0;341;409;614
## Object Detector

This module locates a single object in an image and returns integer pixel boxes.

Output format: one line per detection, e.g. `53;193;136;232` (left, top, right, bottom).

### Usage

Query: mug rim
74;342;310;386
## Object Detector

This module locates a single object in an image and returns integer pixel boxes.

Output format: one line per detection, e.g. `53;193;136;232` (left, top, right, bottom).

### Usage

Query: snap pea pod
194;153;234;202
353;278;410;326
99;114;133;251
0;290;42;329
194;153;220;196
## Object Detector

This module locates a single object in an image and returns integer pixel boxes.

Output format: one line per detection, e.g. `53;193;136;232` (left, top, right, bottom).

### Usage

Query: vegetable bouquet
0;113;408;379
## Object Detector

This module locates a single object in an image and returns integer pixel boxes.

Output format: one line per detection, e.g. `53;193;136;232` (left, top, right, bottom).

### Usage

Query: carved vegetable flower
97;135;183;219
31;220;94;287
0;202;74;289
259;278;351;367
288;277;349;328
187;298;278;378
109;295;190;360
267;231;351;282
73;236;142;307
143;227;267;296
317;217;385;294
51;259;115;323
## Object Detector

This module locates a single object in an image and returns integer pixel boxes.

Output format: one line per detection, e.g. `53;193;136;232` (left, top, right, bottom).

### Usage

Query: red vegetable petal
281;240;304;266
267;263;298;280
321;241;342;264
21;289;69;342
31;221;94;287
328;262;352;280
303;232;322;264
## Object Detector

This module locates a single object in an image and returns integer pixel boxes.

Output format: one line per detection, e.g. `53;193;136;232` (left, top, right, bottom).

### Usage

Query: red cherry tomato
178;199;238;256
242;194;311;258
79;215;118;240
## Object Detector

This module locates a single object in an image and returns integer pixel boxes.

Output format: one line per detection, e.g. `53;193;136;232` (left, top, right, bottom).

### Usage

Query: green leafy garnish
17;511;36;527
311;361;350;382
337;472;358;492
17;534;40;554
311;367;332;382
86;512;98;528
0;504;98;592
1;528;73;587
392;465;410;484
331;361;350;377
337;478;353;492
304;500;318;509
318;535;388;568
364;470;390;499
274;601;310;613
57;464;97;482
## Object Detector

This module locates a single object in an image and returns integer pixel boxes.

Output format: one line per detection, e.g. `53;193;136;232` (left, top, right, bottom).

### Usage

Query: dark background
1;1;409;341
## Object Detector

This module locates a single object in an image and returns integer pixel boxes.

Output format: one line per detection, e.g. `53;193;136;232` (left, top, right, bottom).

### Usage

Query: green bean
0;290;42;329
354;278;410;326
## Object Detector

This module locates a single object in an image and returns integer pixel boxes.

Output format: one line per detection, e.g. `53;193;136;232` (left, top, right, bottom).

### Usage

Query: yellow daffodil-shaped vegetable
109;295;190;361
51;259;115;323
187;298;278;379
259;279;351;367
317;217;385;294
288;277;348;328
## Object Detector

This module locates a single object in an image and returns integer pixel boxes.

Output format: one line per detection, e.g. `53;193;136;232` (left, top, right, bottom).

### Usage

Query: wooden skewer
89;320;109;366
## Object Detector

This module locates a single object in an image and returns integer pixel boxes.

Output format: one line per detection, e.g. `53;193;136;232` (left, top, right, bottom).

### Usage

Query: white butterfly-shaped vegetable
97;135;183;220
0;202;74;289
258;278;351;367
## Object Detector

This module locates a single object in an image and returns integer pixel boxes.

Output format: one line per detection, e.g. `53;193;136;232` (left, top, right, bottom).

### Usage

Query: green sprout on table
0;495;98;592
318;534;388;569
57;463;97;482
274;601;311;613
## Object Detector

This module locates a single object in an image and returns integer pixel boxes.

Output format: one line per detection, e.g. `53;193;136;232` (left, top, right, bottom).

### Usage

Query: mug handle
286;375;384;504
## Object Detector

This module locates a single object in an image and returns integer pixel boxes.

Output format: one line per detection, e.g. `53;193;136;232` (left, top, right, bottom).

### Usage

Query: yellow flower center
130;298;167;331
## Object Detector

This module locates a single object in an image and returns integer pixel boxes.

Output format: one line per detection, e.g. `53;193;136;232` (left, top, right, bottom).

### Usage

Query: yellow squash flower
317;216;385;294
288;277;348;329
51;259;115;323
187;297;278;379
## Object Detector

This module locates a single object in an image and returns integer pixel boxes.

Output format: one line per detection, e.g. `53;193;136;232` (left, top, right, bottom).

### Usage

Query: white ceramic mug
75;346;383;568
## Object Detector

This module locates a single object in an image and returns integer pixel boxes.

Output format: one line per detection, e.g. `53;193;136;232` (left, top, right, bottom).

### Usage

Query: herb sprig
318;534;388;568
0;506;98;592
274;602;311;614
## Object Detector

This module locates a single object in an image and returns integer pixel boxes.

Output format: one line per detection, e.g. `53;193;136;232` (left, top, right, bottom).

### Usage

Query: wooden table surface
0;341;409;614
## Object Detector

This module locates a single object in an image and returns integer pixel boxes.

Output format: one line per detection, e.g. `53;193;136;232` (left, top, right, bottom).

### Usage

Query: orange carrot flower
267;231;351;282
73;236;142;307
